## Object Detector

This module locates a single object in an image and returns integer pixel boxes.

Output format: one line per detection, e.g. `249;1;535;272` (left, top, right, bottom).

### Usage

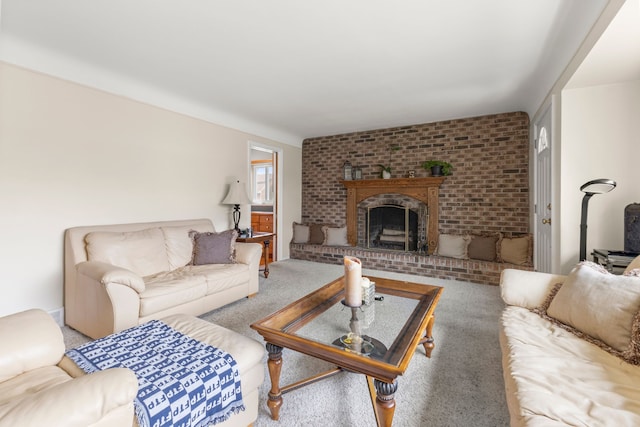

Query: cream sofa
0;309;138;427
60;313;266;427
65;218;262;339
499;262;640;426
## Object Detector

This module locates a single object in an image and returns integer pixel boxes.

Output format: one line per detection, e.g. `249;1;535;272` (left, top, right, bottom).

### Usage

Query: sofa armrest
235;242;262;295
0;309;65;383
0;368;138;427
235;242;262;266
77;261;145;293
74;261;143;338
500;269;567;309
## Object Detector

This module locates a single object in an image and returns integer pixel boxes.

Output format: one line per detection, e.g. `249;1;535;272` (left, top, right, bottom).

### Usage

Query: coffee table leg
266;343;283;420
374;379;397;427
422;314;436;357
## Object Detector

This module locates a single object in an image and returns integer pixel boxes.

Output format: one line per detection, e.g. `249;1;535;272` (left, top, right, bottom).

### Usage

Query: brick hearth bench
290;243;533;286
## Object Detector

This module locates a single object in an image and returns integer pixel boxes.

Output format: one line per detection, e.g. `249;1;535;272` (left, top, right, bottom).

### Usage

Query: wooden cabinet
251;212;276;263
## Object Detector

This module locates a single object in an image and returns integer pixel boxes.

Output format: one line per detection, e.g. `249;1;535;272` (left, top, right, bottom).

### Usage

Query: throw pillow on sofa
498;234;532;265
435;234;471;259
189;230;238;265
467;233;501;261
309;223;328;244
322;226;349;246
624;254;640;275
544;261;640;363
292;222;310;244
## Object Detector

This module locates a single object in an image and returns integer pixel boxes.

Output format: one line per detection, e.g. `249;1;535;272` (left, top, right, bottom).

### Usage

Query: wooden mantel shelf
341;177;445;254
342;177;445;191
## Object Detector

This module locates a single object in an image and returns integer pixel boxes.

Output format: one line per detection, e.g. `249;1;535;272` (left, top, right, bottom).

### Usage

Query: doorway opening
249;143;281;263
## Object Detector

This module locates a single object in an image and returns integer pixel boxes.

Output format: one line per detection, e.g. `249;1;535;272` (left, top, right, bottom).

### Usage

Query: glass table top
294;293;418;360
251;275;442;379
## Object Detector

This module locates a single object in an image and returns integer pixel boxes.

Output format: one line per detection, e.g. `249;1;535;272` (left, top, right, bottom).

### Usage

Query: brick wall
301;111;530;235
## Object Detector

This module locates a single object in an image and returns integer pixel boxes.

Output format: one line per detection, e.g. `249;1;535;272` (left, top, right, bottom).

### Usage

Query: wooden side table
237;232;275;278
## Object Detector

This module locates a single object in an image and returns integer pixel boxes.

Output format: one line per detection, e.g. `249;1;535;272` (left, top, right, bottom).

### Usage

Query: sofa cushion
292;222;310;244
0;366;72;405
161;225;212;270
501;306;640;425
190;230;237;265
139;272;208;317
185;264;251;295
85;228;170;277
322;226;349;246
467;233;500;261
435;234;471;259
547;262;640;354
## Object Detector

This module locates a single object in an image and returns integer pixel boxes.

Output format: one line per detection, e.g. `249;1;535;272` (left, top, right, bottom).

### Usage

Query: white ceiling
567;0;640;89
1;1;636;146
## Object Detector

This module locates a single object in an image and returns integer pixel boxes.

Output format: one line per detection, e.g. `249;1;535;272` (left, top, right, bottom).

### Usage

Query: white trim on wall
249;141;285;262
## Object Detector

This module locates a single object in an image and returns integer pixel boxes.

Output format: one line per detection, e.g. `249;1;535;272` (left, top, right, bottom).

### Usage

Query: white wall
560;80;640;273
0;62;301;317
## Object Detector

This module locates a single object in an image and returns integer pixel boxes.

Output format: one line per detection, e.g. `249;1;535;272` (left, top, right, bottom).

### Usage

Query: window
252;161;274;204
538;127;549;153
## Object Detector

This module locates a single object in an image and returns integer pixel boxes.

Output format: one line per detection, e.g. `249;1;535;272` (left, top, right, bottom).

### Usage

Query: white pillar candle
344;256;363;307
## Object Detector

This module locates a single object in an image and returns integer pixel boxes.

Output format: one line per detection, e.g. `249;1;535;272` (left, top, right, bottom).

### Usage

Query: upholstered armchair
0;309;138;427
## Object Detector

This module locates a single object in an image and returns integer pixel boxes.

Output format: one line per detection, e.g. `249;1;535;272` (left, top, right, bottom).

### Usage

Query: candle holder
333;305;387;357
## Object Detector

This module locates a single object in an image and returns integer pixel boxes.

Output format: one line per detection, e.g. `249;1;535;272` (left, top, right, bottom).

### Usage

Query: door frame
532;96;560;273
248;141;284;262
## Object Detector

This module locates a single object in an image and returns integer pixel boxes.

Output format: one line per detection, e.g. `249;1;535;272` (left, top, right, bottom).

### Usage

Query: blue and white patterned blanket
66;320;244;427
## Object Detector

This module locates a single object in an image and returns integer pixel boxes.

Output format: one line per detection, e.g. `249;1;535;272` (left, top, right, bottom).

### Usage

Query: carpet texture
62;259;510;427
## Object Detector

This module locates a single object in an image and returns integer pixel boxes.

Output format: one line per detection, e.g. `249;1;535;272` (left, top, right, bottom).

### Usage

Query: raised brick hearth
290;244;532;286
293;111;532;285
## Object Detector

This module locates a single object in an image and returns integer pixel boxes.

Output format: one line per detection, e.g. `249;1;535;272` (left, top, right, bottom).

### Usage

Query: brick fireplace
292;111;532;285
342;177;444;254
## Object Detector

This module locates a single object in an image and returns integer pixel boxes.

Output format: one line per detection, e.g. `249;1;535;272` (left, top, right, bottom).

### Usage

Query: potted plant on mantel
377;164;392;179
422;160;453;176
378;144;401;179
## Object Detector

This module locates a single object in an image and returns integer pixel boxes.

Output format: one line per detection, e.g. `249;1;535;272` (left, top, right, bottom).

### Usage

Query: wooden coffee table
250;276;443;427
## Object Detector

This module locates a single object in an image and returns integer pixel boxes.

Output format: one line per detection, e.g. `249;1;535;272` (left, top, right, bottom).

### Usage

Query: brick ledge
290;243;533;286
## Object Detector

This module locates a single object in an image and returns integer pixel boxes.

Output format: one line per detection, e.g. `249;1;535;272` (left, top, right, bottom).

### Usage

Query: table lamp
222;180;251;234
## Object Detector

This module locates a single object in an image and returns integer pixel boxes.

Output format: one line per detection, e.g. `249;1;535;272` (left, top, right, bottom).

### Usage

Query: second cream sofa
64;218;262;339
500;259;640;426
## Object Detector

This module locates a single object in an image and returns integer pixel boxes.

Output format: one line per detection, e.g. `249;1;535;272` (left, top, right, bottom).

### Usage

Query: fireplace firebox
367;204;419;251
342;177;445;254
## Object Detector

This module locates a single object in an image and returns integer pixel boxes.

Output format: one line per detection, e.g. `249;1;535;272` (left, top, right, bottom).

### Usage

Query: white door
534;106;553;272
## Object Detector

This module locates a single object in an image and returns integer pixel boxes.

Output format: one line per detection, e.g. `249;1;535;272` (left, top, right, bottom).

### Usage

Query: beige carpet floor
62;259;510;427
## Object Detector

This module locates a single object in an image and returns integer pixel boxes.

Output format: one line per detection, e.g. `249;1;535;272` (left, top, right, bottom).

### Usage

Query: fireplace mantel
342;177;445;254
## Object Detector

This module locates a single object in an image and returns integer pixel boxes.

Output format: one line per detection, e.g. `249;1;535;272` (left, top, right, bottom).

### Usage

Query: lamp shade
222;180;251;205
580;178;616;195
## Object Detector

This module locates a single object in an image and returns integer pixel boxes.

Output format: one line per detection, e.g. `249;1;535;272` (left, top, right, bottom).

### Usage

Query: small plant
422;160;453;176
378;144;401;177
377;164;392;173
